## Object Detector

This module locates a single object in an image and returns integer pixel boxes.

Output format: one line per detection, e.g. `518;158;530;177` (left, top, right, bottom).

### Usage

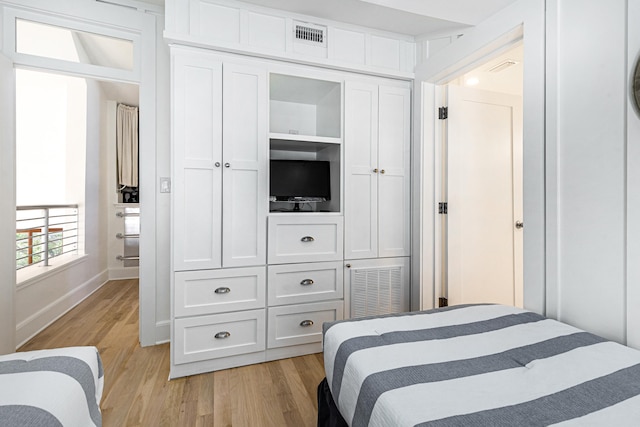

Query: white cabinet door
344;81;378;260
344;82;411;260
344;257;410;319
378;85;411;258
172;51;223;271
222;63;268;267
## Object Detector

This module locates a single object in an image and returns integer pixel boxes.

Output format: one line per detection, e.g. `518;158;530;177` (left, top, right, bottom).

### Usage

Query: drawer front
174;309;266;364
268;216;344;264
268;262;343;306
267;301;343;349
175;267;266;317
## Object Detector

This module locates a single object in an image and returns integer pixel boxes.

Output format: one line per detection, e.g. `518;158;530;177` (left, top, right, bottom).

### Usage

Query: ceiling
235;0;519;37
456;43;524;96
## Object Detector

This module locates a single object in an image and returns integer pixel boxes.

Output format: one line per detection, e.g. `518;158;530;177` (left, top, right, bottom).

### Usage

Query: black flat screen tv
270;159;331;202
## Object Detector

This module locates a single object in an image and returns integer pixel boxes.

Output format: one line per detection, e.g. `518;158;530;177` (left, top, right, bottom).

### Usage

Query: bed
319;304;640;426
0;346;104;427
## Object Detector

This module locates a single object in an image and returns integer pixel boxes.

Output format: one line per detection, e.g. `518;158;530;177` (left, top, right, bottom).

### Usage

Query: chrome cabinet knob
300;320;314;327
224;163;231;168
300;279;314;286
300;236;315;242
515;221;524;229
214;331;231;339
215;162;221;167
214;287;231;294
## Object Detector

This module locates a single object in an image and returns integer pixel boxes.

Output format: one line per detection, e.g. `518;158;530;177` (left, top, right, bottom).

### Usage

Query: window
15;69;86;272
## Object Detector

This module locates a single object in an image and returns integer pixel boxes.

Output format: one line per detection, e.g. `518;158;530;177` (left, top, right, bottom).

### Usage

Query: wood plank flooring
18;279;326;426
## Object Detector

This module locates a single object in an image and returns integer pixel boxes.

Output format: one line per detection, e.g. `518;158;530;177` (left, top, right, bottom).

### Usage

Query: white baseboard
108;267;139;280
16;270;109;348
155;320;170;344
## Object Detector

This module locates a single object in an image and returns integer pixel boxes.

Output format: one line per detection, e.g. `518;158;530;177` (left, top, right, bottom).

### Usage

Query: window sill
16;254;88;290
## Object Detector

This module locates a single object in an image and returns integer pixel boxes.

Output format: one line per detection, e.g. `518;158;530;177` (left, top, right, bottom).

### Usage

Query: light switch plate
160;177;171;193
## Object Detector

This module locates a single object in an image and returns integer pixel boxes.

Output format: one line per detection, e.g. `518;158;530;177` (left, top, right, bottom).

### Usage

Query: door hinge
438;106;448;120
438;202;448;215
438;297;448;308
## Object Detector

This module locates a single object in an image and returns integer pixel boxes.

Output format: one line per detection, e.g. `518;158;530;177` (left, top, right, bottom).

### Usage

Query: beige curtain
116;104;139;188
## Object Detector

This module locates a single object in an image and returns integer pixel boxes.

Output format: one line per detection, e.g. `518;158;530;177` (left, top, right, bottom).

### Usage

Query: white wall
546;0;628;343
154;15;171;343
627;0;640;349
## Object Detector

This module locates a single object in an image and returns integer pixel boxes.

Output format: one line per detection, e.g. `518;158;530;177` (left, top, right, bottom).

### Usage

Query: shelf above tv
269;133;341;145
269;73;342;139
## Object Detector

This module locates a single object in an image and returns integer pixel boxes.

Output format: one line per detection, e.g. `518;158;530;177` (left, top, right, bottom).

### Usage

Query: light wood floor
19;279;326;426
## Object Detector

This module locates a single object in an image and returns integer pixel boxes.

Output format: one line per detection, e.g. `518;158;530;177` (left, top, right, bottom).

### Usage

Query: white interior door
446;85;523;307
0;53;16;354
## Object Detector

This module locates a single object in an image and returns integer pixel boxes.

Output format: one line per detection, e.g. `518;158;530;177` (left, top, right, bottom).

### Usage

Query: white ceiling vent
294;21;327;47
488;59;519;73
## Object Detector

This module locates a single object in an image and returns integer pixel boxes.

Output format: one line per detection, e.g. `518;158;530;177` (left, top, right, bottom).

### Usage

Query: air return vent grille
351;267;403;318
294;22;327;46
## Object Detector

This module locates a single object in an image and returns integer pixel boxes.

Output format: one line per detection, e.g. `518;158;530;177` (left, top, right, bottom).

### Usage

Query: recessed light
465;77;480;86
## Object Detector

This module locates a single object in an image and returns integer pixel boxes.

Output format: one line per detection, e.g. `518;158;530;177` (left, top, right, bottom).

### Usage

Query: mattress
0;346;104;427
321;304;640;427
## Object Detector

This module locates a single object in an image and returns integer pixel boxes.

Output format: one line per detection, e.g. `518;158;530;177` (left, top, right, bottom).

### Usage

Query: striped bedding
0;346;104;427
322;304;640;426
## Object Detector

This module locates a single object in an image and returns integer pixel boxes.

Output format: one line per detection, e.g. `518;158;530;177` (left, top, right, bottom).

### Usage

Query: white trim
97;0;164;15
3;7;141;82
15;269;109;348
155;320;170;344
108;266;139;280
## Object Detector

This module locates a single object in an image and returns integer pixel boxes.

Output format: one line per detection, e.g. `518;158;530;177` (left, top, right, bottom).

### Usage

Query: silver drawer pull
214;287;231;294
214;331;231;339
301;236;315;242
300;320;314;327
300;279;314;286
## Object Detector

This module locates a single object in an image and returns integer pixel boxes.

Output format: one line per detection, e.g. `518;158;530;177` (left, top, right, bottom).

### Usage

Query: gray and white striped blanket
0;346;104;427
322;304;640;426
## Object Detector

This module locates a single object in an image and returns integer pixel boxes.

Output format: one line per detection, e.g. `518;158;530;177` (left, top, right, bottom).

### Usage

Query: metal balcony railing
16;205;79;270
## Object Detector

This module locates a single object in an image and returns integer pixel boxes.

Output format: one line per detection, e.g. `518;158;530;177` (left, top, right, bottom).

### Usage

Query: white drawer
268;262;343;306
267;301;343;349
174;267;266;317
174;309;266;364
268;216;344;264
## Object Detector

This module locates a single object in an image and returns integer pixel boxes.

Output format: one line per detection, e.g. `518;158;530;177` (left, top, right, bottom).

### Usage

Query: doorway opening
437;42;524;308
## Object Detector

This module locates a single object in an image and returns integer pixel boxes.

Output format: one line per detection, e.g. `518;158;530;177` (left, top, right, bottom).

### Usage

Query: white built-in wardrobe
169;45;411;378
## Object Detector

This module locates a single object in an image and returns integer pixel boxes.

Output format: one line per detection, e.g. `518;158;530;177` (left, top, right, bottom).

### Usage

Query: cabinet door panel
222;63;268;267
378;85;411;258
173;52;223;270
345;81;378;259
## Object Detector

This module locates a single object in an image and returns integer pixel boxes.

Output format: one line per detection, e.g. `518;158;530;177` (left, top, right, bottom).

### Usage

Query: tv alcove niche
268;73;342;214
